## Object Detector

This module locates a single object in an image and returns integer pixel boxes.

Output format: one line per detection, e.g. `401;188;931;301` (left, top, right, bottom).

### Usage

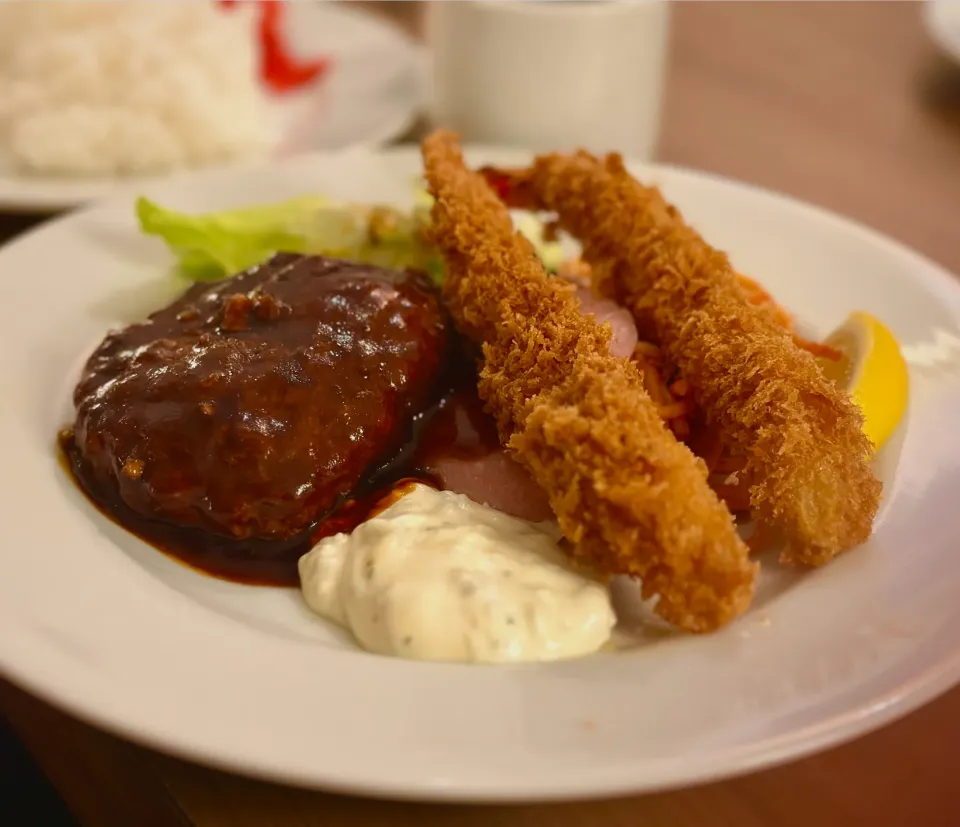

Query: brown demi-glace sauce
59;371;500;587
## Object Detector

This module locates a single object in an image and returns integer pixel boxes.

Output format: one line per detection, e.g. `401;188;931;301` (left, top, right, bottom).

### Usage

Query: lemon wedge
816;311;908;451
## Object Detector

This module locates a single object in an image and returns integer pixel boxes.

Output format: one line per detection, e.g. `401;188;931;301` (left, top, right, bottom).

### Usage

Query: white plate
0;3;424;213
1;146;960;802
925;0;960;64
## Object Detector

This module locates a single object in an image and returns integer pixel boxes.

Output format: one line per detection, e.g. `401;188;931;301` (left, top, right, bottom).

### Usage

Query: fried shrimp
421;130;756;632
498;151;881;566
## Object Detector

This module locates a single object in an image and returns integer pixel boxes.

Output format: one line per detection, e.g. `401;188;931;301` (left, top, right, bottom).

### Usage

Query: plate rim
0;146;959;802
4;634;960;804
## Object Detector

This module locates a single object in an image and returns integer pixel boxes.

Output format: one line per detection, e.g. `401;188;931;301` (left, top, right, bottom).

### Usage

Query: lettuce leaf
136;196;328;281
136;189;564;285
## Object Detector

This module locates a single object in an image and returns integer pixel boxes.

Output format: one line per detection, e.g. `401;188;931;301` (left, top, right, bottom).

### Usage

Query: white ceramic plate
925;0;960;64
0;2;424;213
1;146;959;802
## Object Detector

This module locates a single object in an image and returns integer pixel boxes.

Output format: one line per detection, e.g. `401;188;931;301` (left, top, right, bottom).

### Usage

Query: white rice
0;2;272;177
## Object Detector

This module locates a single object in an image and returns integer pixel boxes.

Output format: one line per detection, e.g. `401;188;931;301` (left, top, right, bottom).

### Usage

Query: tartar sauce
298;484;615;663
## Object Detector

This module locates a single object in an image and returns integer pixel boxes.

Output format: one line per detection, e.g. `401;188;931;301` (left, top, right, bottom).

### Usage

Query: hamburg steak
71;254;449;540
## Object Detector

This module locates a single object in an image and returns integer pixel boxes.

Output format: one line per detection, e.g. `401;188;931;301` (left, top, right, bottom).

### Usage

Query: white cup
428;0;670;160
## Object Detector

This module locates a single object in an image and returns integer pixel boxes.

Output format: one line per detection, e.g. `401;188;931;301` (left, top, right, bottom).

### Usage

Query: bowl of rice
0;0;424;211
0;2;273;178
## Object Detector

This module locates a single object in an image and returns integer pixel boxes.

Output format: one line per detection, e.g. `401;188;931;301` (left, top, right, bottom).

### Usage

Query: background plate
0;3;424;213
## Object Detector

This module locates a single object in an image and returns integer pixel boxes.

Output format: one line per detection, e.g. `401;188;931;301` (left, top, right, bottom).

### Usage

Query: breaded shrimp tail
421;130;756;632
512;151;881;565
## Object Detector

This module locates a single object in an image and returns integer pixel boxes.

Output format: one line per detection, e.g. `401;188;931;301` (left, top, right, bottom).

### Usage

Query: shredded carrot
617;266;836;534
633;341;662;361
737;274;777;304
794;336;843;360
737;274;794;329
637;358;671;404
669;378;689;397
739;274;843;361
656;402;688;420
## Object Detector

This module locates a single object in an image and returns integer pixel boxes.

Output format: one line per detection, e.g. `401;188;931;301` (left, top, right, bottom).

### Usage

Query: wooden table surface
3;2;960;825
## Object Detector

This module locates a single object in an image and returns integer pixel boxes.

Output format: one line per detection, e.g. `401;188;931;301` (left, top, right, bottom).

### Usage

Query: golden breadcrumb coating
421;130;755;632
517;151;881;565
